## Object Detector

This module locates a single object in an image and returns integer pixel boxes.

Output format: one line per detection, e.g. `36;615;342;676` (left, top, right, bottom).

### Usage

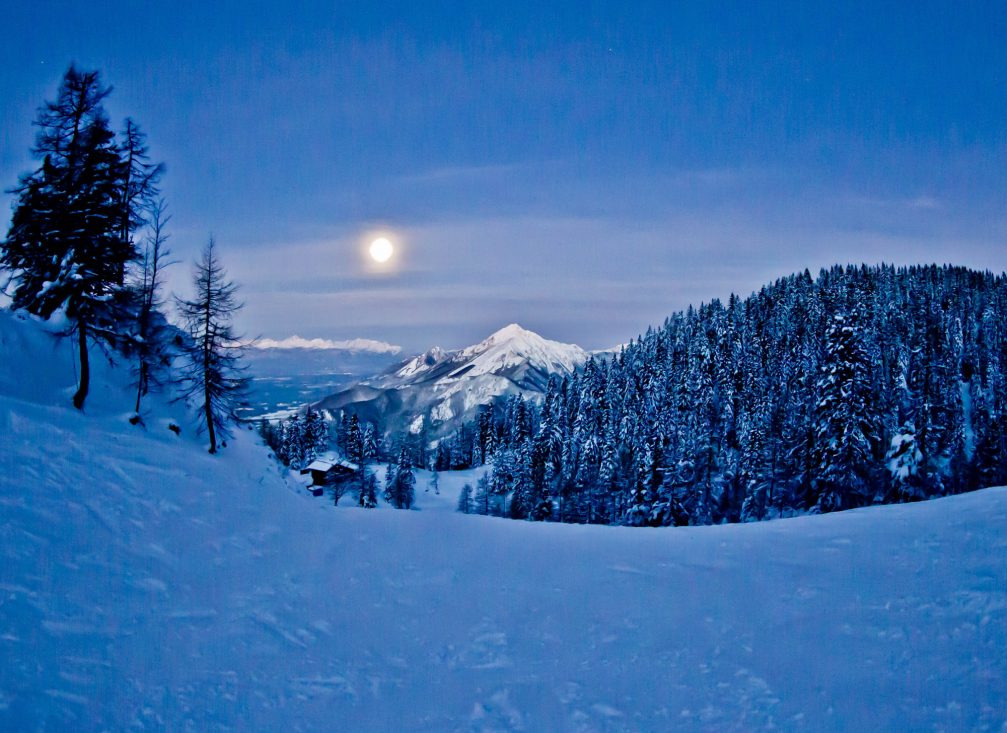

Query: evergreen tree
885;424;924;502
302;407;328;464
473;475;492;515
359;470;378;508
281;414;304;467
361;423;378;463
489;448;520;517
456;483;473;513
2;66;134;409
811;312;874;512
383;449;416;509
383;461;396;503
345;414;363;464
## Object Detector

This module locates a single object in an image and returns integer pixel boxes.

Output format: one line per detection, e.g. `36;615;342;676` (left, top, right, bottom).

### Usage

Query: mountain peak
458;324;587;378
488;323;534;340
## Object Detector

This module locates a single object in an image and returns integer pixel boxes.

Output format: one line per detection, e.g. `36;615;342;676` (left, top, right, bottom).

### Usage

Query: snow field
1;310;1005;731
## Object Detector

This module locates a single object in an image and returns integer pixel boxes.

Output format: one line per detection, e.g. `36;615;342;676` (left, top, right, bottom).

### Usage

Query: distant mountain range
315;323;589;438
242;338;405;420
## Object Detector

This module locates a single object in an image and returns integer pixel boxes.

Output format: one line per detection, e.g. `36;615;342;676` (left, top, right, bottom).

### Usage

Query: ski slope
1;310;1005;732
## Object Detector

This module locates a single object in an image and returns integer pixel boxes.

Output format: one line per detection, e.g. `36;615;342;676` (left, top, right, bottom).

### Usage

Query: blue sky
2;1;1005;351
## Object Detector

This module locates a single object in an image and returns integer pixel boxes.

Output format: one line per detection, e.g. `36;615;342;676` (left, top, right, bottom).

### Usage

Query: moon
369;237;394;263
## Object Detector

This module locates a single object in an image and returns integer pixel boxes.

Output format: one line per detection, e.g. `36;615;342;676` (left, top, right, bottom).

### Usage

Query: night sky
2;1;1005;351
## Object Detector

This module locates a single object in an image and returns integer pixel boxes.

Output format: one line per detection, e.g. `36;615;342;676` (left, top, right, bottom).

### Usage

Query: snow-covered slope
2;310;1006;731
392;345;451;381
317;324;588;438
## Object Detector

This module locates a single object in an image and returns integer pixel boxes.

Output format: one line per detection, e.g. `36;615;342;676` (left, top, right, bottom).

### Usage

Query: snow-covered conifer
456;483;473;513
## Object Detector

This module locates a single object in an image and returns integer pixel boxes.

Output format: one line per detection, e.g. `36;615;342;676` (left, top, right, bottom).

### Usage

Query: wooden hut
300;453;359;496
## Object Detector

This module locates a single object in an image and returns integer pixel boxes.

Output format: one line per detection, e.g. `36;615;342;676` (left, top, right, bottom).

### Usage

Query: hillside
422;265;1007;528
1;309;1005;731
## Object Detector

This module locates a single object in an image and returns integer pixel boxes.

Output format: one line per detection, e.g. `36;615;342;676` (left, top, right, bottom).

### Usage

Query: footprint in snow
470;689;524;732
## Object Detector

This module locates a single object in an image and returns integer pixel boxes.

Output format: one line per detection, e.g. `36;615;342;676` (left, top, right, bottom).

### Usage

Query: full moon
369;237;394;263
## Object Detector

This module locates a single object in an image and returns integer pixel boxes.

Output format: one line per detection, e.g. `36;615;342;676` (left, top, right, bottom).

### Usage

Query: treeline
1;66;246;452
259;408;332;469
444;264;1007;525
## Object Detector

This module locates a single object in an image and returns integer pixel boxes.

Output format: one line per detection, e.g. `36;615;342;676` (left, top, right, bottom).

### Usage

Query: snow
437;373;514;406
452;323;587;378
430;399;455;423
2;309;1007;731
393;346;449;380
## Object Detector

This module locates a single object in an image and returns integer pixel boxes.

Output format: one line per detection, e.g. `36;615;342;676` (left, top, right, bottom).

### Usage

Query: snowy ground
1;310;1006;732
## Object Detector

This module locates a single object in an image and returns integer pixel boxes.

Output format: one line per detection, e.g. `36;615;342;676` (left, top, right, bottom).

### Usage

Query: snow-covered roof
304;452;359;473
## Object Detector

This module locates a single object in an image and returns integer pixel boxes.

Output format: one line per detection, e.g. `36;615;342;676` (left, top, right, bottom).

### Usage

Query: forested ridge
438;264;1007;525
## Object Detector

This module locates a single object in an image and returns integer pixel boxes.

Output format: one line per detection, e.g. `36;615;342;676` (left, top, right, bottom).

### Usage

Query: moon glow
369;237;394;263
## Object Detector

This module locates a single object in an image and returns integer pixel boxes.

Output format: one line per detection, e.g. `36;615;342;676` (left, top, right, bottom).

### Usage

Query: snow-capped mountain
316;323;588;438
383;323;586;390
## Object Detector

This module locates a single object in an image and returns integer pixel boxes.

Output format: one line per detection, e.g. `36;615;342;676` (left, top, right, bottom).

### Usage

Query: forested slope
438;265;1007;526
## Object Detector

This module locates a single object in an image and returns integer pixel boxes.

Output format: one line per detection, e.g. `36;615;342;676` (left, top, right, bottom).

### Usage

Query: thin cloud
394;161;541;184
253;335;401;354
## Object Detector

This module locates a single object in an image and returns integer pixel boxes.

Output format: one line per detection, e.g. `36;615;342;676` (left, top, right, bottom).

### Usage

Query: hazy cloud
252;336;401;354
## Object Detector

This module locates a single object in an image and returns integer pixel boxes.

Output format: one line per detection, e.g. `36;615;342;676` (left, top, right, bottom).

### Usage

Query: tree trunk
205;382;217;454
134;359;147;414
203;275;216;454
72;321;89;410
